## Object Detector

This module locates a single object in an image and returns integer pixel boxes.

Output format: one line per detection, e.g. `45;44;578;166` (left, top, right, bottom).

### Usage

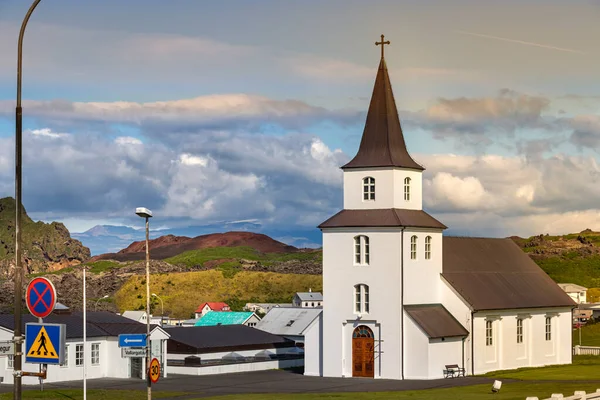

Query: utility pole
14;2;42;399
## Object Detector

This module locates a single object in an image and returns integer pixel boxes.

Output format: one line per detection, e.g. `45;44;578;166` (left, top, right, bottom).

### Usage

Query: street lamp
94;295;109;312
14;2;43;399
136;207;152;400
152;293;164;327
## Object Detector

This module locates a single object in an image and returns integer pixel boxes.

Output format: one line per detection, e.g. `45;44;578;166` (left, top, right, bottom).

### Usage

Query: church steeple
342;35;424;171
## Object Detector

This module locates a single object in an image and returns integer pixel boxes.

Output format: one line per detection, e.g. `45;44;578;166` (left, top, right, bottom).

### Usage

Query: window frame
7;355;13;369
61;344;69;367
516;318;523;344
545;317;552;341
91;342;100;366
75;344;84;367
354;284;370;315
404;177;411;201
424;236;431;260
354;235;370;266
485;320;493;346
410;235;417;260
363;177;375;201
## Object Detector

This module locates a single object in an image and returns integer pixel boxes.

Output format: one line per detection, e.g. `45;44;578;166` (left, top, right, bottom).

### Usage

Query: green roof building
194;311;260;327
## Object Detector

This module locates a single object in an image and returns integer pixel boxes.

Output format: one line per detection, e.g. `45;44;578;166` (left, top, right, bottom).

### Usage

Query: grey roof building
256;307;322;341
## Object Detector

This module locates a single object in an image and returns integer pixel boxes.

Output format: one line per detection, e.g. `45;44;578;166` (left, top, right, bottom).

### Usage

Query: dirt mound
91;231;298;262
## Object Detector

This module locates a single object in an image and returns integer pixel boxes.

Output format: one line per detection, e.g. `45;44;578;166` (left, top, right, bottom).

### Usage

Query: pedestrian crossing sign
25;323;65;365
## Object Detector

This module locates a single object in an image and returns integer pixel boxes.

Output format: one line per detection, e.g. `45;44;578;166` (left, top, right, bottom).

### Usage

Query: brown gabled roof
342;55;423;171
318;208;446;230
442;237;576;311
404;304;468;339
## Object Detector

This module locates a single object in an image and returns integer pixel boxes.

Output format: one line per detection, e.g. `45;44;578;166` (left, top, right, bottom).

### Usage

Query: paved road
0;369;503;399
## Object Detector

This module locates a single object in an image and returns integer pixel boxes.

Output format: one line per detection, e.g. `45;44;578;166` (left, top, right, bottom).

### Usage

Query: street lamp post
136;207;152;400
152;293;164;327
15;2;43;399
94;295;109;312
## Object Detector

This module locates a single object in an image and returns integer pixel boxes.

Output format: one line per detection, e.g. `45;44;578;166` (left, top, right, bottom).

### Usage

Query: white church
304;37;576;380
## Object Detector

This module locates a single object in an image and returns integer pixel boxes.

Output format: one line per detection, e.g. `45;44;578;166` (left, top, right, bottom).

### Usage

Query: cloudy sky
0;0;600;241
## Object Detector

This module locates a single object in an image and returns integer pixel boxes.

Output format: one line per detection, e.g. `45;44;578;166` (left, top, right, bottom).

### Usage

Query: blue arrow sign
119;333;147;348
25;323;65;365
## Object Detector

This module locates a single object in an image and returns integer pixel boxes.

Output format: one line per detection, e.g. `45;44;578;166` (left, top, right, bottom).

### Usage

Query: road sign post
26;278;57;319
24;323;65;365
118;334;147;348
149;358;160;383
0;341;14;357
121;348;146;358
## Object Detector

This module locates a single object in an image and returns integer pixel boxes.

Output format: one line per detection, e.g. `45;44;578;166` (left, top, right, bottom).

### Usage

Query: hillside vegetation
0;197;90;275
114;270;323;318
511;229;600;288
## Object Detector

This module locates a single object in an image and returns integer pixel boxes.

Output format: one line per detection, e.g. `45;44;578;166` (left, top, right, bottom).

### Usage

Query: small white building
293;292;323;308
0;312;170;384
306;42;576;380
166;325;303;376
256;307;322;344
244;303;293;314
558;283;587;304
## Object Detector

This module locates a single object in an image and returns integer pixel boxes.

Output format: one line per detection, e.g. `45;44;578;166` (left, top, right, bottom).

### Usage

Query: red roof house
195;302;231;318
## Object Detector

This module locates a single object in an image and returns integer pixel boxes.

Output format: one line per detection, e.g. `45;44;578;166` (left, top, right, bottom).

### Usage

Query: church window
354;284;369;314
425;236;431;260
545;317;552;341
516;318;523;344
410;236;417;260
404;177;411;201
485;320;493;346
363;177;375;200
354;235;370;265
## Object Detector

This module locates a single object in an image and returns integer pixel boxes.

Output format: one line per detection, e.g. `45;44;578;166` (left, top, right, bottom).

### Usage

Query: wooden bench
443;364;465;378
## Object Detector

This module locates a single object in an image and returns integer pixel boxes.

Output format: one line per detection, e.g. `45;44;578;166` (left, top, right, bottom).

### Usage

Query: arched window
410;235;417;260
425;236;432;260
545;317;552;341
352;325;374;338
354;235;370;265
404;177;411;201
516;318;523;344
363;177;375;201
354;284;370;314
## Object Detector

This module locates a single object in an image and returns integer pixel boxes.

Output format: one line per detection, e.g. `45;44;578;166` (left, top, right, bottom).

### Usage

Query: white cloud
29;128;68;139
114;136;142;145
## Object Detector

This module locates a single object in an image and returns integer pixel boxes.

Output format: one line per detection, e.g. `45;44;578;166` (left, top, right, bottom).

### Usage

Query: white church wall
440;278;473;374
402;229;443;305
342;168;422;210
392;169;422;210
403;313;429;379
322;228;402;379
343;168;395;209
473;308;573;375
303;312;323;377
428;337;464;379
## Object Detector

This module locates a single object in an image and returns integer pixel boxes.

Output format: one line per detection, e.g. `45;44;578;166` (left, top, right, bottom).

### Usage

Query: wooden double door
352;325;374;378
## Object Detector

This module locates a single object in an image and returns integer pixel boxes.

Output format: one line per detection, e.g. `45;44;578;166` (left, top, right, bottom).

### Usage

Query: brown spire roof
342;48;424;171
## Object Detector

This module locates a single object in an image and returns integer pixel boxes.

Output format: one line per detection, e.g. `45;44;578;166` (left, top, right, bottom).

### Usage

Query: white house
0;312;170;384
558;283;587;304
121;310;163;326
292;291;323;308
194;302;231;319
166;325;303;376
306;40;576;380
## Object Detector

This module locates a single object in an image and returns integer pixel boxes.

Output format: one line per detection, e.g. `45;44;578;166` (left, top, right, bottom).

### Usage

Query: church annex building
304;37;576;380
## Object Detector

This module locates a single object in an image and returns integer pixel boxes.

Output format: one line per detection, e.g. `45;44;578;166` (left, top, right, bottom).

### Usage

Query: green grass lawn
198;383;600;400
573;323;600;347
0;389;186;399
484;355;600;380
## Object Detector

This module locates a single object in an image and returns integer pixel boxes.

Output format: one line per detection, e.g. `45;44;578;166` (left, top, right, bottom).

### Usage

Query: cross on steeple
375;34;390;59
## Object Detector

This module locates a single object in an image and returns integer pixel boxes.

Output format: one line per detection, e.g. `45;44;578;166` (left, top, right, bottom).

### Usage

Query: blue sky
0;0;600;243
